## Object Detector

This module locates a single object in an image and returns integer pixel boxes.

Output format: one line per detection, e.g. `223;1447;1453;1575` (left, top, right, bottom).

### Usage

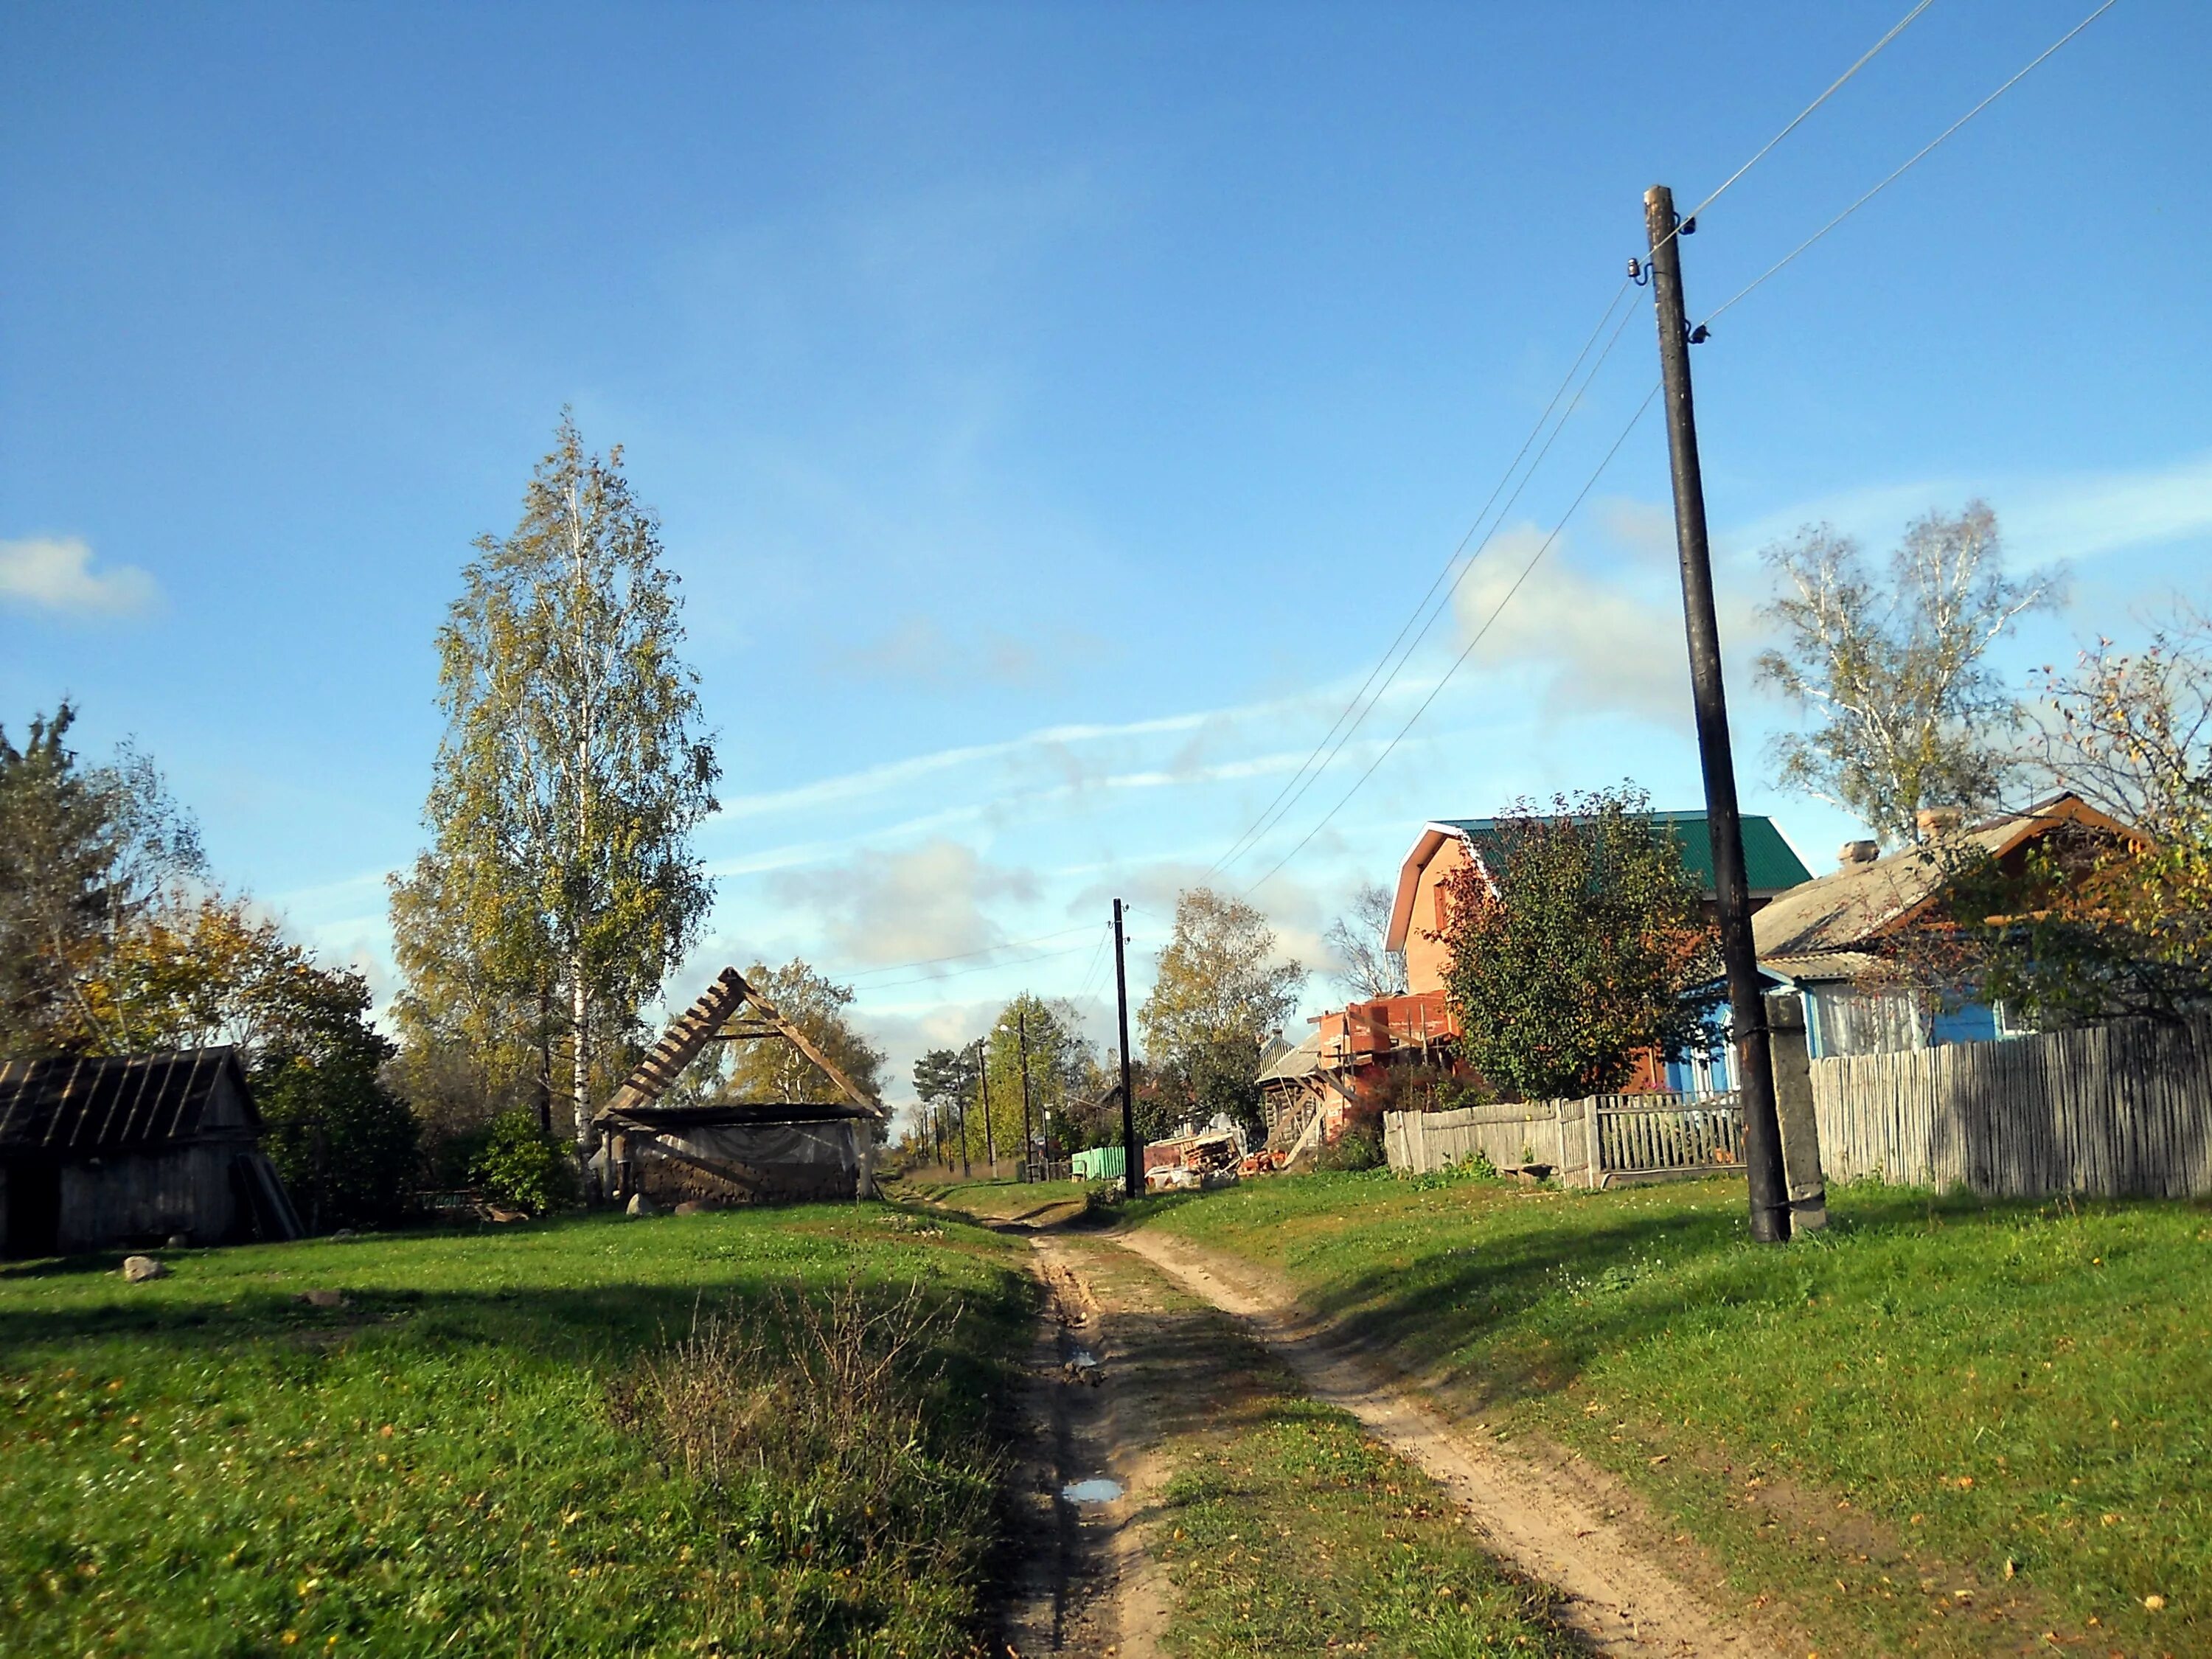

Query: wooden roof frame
597;967;886;1128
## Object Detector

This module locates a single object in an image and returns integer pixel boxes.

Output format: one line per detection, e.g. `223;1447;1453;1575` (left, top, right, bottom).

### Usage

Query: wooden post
1764;990;1829;1230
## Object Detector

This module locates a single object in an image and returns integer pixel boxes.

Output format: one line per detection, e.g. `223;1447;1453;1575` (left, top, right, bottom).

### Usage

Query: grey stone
122;1256;170;1283
625;1193;657;1216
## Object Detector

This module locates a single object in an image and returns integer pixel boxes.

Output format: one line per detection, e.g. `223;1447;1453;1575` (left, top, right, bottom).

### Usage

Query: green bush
470;1107;578;1214
1315;1116;1384;1172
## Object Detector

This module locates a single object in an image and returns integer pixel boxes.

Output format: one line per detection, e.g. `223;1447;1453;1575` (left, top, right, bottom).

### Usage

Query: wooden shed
0;1048;302;1258
594;967;886;1208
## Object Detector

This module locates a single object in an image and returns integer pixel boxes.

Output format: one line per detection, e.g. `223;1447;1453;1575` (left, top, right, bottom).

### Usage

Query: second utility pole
1643;182;1790;1245
1113;899;1139;1200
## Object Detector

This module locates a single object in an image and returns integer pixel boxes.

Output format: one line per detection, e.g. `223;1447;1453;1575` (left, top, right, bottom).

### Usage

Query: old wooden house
0;1048;302;1258
593;967;886;1208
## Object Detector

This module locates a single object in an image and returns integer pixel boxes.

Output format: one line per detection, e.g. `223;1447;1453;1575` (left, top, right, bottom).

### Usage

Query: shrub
470;1107;578;1214
1315;1116;1384;1172
618;1276;1000;1593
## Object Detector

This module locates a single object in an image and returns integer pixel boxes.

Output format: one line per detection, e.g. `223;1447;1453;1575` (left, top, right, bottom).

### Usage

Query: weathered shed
0;1048;302;1257
594;967;886;1208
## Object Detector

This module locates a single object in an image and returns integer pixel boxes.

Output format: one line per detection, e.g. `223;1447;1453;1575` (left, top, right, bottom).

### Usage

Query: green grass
893;1175;1100;1226
1158;1395;1578;1658
0;1204;1032;1658
1130;1172;2212;1655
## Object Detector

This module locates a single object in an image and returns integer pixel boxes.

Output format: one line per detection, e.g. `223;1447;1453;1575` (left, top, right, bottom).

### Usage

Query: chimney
1837;839;1879;869
1916;807;1964;839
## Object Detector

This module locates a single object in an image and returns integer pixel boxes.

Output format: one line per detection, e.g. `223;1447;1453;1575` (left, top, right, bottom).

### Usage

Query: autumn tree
0;704;418;1222
1324;881;1408;999
911;1046;978;1167
0;703;204;1057
1756;502;2061;846
1138;887;1304;1143
1437;789;1722;1102
1924;598;2212;1026
393;414;719;1151
981;992;1094;1159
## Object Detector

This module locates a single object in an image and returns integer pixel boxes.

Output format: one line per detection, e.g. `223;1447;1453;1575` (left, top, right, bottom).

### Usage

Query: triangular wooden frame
598;967;886;1124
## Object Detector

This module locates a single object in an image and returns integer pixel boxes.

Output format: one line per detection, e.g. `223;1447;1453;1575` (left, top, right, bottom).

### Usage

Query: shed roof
1256;1032;1325;1085
0;1048;257;1154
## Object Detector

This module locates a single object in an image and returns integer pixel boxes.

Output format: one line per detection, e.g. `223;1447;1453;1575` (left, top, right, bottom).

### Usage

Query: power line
1701;0;2119;328
1209;0;1939;884
1222;298;1644;878
1206;279;1635;878
1669;0;1940;239
1244;384;1662;897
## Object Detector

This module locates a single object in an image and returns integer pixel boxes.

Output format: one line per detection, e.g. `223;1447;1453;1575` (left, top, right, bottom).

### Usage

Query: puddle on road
1060;1477;1124;1504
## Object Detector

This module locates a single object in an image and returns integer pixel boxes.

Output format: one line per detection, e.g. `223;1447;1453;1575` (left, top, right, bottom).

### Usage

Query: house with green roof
1382;810;1814;999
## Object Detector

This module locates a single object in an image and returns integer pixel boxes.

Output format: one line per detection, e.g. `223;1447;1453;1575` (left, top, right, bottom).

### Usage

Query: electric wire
1208;0;1938;883
1204;278;1635;879
1700;0;2119;329
1667;0;1939;243
1222;296;1644;877
1243;384;1662;897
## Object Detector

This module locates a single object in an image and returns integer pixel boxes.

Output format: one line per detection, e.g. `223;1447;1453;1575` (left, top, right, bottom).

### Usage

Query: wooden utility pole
1015;1006;1036;1180
1114;900;1140;1200
1643;182;1791;1245
977;1039;997;1175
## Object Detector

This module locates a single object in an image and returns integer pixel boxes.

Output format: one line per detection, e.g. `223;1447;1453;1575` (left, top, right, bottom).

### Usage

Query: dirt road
1109;1225;1784;1658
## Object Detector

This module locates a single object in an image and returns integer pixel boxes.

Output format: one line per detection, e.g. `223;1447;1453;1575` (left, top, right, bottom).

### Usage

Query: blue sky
4;1;2207;1107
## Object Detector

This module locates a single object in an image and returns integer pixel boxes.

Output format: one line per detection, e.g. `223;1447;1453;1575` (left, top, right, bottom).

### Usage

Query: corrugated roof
0;1048;255;1152
1256;1032;1325;1084
1434;810;1812;896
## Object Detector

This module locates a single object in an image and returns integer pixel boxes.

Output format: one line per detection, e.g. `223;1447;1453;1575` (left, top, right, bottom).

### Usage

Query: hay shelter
593;968;886;1208
0;1048;302;1257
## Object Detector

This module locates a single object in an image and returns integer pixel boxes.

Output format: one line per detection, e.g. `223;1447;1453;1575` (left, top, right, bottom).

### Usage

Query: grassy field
0;1204;1032;1659
893;1175;1100;1227
1130;1171;2212;1656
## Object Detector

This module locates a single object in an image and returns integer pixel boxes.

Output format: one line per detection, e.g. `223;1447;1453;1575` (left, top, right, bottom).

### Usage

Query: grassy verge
1129;1172;2211;1655
1159;1395;1578;1658
0;1203;1030;1658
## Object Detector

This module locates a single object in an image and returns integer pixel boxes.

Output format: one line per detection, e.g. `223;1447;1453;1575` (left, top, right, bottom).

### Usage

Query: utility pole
1114;899;1140;1200
1643;182;1791;1245
956;1087;970;1179
977;1038;997;1176
1015;1006;1036;1180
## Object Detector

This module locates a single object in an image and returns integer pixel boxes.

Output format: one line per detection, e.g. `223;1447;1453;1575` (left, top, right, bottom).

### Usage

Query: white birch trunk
572;956;593;1151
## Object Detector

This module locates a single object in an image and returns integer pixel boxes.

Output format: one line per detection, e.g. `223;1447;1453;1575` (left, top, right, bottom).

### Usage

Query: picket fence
1811;1013;2212;1197
1383;1093;1744;1188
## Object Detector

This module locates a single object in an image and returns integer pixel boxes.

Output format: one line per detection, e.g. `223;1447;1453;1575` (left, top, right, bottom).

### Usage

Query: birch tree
399;414;718;1150
1756;502;2060;845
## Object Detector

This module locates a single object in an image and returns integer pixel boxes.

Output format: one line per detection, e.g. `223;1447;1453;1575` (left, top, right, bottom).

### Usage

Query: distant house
1752;793;2146;1060
1382;811;1814;998
0;1048;302;1259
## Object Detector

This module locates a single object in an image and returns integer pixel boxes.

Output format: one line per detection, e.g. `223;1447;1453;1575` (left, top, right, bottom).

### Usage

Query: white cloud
771;838;1040;970
0;535;159;617
1718;451;2212;572
1449;522;1761;728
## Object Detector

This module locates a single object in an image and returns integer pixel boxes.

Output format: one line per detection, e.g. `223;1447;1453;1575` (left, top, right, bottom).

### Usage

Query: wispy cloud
1718;451;2212;571
0;535;159;617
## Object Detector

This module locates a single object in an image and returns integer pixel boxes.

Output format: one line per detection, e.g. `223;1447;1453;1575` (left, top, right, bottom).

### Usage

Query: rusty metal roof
0;1048;256;1153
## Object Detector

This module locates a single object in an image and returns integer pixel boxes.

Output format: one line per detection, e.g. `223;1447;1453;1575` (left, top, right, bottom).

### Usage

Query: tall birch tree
397;414;718;1150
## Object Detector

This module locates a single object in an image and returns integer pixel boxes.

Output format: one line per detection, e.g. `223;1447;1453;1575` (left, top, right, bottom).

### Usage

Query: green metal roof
1436;810;1812;897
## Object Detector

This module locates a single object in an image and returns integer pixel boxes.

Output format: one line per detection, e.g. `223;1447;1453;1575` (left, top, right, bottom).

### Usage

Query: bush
470;1107;578;1214
1315;1115;1384;1172
255;1037;422;1233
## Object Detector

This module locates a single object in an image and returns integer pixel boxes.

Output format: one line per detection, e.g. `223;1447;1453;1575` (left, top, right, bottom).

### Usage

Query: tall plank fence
1812;1014;2212;1197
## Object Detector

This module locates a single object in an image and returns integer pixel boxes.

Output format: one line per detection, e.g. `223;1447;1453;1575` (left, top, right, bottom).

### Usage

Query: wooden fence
1384;1093;1745;1188
1811;1014;2212;1197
